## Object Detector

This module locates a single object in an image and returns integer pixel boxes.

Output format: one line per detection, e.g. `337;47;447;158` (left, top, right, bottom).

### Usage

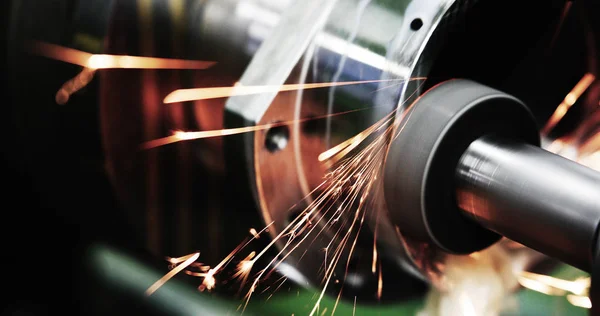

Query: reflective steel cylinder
456;135;600;271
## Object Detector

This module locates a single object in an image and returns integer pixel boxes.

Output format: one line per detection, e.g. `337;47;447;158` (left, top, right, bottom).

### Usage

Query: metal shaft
456;135;600;271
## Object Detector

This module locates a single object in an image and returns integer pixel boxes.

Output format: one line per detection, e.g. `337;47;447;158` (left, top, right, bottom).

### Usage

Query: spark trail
27;41;217;70
25;29;426;309
141;107;372;149
28;41;217;105
542;73;596;135
163;78;425;103
36;41;426;307
143;78;425;150
143;80;424;315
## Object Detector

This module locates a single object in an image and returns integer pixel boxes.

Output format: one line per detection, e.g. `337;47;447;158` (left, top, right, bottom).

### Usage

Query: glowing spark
567;295;592;309
155;87;411;311
145;252;200;296
319;80;424;163
318;113;394;163
242;142;384;312
377;264;383;300
200;274;217;292
249;228;260;239
240;258;255;275
517;276;563;296
232;252;257;291
163;78;426;103
142;107;372;149
542;73;596;135
518;271;589;296
143;126;273;149
28;41;216;70
55;68;96;105
182;225;275;293
371;245;378;274
199;242;249;292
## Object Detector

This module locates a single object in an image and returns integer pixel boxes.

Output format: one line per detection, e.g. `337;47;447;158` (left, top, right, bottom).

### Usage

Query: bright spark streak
27;41;216;70
232;252;257;290
240;258;255;274
142;107;371;149
143;125;279;150
542;73;596;135
318;113;393;162
200;243;246;292
55;68;96;105
518;276;564;296
180;223;274;293
518;271;590;296
319;80;425;163
241;152;379;312
319;307;328;316
309;160;382;315
163;78;426;103
306;92;418;314
567;295;592;309
249;228;260;239
372;246;378;274
154;87;407;310
145;252;200;296
377;264;383;300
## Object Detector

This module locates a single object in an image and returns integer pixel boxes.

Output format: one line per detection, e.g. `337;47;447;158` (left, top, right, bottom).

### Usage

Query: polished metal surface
224;0;458;295
201;0;293;60
383;79;539;253
457;136;600;271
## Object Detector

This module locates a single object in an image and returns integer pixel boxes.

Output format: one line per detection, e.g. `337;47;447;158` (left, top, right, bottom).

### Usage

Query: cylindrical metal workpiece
456;135;600;271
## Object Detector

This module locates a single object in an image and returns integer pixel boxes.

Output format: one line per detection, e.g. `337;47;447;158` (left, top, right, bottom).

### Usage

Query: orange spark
318;113;393;162
249;228;260;239
319;80;424;163
232;252;257;289
542;73;596;135
377;264;383;300
153;90;405;309
143;125;279;149
518;275;564;296
55;68;96;105
28;41;216;70
163;78;426;103
145;252;200;296
198;242;248;292
567;295;592;309
518;271;589;296
142;107;372;150
517;271;594;310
